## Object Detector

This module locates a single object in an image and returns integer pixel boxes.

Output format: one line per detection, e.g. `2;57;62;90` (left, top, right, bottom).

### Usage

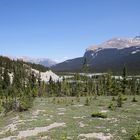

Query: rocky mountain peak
87;37;140;52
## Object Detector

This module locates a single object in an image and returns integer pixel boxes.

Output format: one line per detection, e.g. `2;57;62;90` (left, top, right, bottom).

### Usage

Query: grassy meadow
0;96;140;140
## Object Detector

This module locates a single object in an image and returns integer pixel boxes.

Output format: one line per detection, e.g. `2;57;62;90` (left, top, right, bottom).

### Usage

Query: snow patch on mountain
131;50;140;54
87;37;140;52
90;48;102;58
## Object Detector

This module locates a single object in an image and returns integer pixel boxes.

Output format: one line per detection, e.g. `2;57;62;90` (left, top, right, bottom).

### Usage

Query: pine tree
2;66;10;89
48;76;54;96
122;65;127;94
30;72;36;89
117;93;122;107
32;88;38;97
106;71;112;95
40;81;46;97
13;67;21;90
38;71;41;87
82;57;88;73
0;67;3;92
136;82;140;95
130;78;137;95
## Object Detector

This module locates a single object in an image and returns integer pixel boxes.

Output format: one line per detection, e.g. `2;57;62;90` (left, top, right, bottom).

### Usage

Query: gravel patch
79;132;112;140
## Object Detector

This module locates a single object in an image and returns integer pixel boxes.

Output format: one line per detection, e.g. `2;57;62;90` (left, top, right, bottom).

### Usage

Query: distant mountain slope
9;56;57;67
52;57;83;72
85;46;140;73
52;37;140;74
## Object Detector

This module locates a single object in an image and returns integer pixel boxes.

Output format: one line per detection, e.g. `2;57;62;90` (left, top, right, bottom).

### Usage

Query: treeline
45;67;140;97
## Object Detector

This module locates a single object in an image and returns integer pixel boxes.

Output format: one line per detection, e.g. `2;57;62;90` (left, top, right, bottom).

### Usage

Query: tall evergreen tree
106;71;112;95
130;78;137;95
38;71;41;87
2;66;10;89
136;81;140;95
82;57;88;73
122;65;127;94
30;72;36;89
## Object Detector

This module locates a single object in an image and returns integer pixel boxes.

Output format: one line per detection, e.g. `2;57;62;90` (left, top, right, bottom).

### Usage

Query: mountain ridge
52;37;140;74
87;36;140;51
7;56;57;67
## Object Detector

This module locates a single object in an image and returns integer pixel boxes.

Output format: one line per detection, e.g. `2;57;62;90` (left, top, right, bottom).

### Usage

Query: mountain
52;37;140;74
9;56;57;67
51;57;84;72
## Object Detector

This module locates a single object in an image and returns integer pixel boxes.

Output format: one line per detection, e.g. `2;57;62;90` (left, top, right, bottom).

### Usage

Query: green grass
0;96;140;140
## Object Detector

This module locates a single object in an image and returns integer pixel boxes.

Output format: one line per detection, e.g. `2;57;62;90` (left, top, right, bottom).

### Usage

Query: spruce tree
38;71;41;87
82;57;88;74
122;65;127;94
0;67;2;93
136;82;140;95
106;71;112;95
30;72;36;89
131;78;137;96
3;66;10;89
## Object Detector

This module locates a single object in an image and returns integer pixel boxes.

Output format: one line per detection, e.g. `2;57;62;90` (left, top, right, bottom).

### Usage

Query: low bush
85;98;90;106
76;96;80;102
112;96;116;101
0;104;4;114
108;102;116;111
117;94;123;107
18;95;33;112
91;112;107;118
52;97;56;104
122;96;128;101
132;97;138;102
130;128;140;140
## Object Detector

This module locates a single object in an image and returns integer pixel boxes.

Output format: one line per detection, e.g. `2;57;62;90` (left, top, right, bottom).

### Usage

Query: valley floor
0;96;140;140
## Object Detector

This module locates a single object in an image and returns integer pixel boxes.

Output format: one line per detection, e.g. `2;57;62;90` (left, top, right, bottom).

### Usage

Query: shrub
130;128;140;140
91;112;107;118
52;98;56;104
112;96;116;101
89;96;93;101
61;137;68;140
76;96;80;102
132;97;138;102
0;105;4;114
85;98;90;106
57;99;60;104
108;102;116;111
61;133;68;140
71;99;74;105
18;95;33;111
122;96;128;101
93;95;97;100
117;94;123;107
4;128;12;137
19;99;29;111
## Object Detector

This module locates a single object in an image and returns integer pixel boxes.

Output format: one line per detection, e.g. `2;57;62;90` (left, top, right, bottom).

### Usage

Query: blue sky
0;0;140;62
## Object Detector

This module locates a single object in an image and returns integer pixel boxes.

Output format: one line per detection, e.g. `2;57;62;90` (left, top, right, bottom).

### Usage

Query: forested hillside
0;56;49;113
